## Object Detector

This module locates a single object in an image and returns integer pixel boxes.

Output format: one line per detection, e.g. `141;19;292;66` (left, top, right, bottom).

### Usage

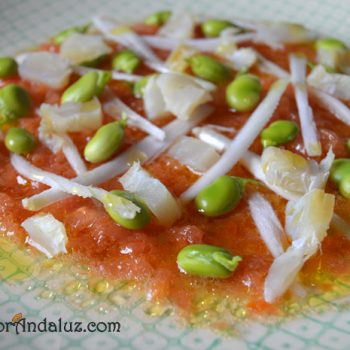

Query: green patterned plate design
1;1;350;349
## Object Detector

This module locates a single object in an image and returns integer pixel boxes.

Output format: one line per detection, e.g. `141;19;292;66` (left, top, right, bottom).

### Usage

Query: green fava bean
226;74;262;112
0;57;18;78
330;159;350;186
95;70;112;95
189;55;231;84
346;139;350;153
315;38;347;51
201;19;234;38
339;175;350;199
84;119;126;163
261;120;298;148
61;72;98;103
0;84;31;124
133;74;154;98
61;71;111;103
195;175;244;217
112;50;141;74
145;11;171;26
106;190;151;229
5;127;36;155
177;244;242;278
329;158;350;199
53;24;89;45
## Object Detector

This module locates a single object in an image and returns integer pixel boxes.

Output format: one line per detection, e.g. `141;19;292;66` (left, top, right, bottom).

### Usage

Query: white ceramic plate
1;1;350;349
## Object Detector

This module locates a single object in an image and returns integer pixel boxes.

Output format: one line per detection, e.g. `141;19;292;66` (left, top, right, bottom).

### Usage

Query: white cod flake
39;97;103;133
156;73;212;120
168;136;220;173
18;52;72;89
21;213;68;259
60;33;112;65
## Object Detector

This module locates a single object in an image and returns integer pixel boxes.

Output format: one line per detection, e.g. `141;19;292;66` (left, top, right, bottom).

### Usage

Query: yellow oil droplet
322;292;338;302
40;290;54;299
333;280;350;295
0;237;17;253
64;281;81;296
145;302;170;317
190;310;217;326
94;280;110;294
308;296;325;307
198;295;217;309
285;302;300;315
83;266;91;272
118;281;137;297
43;260;63;272
108;292;126;306
234;307;247;319
312;271;329;284
215;300;228;314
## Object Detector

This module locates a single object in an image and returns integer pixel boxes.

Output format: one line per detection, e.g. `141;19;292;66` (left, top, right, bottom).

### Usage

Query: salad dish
1;10;350;324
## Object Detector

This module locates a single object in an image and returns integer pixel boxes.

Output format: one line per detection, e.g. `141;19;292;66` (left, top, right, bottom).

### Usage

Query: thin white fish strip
256;52;289;78
60;134;87;175
142;32;256;52
310;87;350;126
11;155;139;219
180;78;289;202
92;15;166;72
103;92;166;141
290;54;321;156
248;192;285;258
73;65;142;82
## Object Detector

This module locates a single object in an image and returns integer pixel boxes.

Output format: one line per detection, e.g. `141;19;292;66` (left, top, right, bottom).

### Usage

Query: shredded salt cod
60;33;112;65
17;52;72;89
92;15;167;72
4;9;350;308
168;136;220;173
261;147;334;200
21;213;68;258
11;154;140;219
103;91;166;140
38;121;87;176
264;189;335;302
38;110;88;176
180;78;289;201
307;65;350;101
24;105;213;210
74;65;143;83
309;87;350;126
290;54;321;157
144;72;213;120
248;192;286;258
39;98;103;133
158;12;195;40
119;162;181;226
